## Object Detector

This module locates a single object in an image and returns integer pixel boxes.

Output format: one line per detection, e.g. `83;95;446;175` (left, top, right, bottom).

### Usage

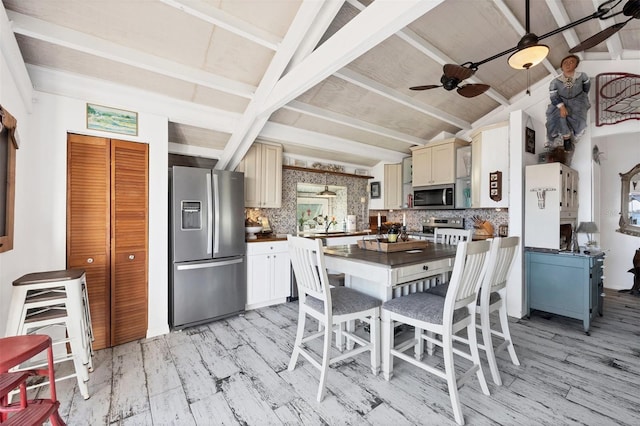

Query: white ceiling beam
158;0;281;50
285;0;346;74
0;5;33;111
261;121;407;163
27;64;240;134
545;0;582;56
7;11;255;99
262;0;446;116
346;0;509;106
215;0;327;170
493;0;557;75
591;0;623;59
335;68;471;130
283;100;428;146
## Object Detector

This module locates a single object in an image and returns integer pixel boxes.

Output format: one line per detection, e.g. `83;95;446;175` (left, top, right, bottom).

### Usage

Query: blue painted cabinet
525;250;604;334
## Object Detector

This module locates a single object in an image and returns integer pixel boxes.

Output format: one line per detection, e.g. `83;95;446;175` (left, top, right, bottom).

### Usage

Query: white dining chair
287;236;381;402
477;236;521;385
434;228;472;245
381;240;491;426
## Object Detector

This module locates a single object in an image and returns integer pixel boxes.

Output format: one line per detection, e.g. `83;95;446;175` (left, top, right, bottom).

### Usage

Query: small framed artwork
525;126;535;154
87;103;138;136
489;171;502;202
370;181;381;199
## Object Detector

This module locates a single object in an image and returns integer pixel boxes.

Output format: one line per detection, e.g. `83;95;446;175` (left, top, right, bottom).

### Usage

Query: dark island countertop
323;243;458;268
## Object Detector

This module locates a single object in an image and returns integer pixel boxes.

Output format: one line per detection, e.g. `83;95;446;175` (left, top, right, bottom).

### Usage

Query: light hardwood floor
44;289;640;425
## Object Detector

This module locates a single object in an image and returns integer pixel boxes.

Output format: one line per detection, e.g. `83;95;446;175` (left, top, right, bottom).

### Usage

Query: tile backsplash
246;168;509;236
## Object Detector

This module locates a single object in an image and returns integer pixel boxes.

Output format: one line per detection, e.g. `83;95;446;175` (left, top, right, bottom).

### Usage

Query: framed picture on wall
370;181;381;199
525;126;535;154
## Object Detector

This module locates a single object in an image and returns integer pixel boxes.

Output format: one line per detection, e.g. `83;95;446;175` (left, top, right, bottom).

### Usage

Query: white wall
0;88;170;338
598;134;640;290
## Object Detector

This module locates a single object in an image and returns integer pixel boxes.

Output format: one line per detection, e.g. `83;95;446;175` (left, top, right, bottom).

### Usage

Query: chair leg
288;309;306;371
481;308;502;385
316;321;332;402
414;326;424;361
369;312;380;376
442;333;464;425
467;322;490;396
498;304;520;366
381;312;393;381
336;322;345;352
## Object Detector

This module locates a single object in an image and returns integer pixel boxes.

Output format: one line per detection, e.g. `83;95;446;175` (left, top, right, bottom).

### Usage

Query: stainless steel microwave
413;184;455;209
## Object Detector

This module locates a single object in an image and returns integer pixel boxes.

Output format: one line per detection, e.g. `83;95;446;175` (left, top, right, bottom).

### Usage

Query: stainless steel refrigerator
170;166;246;329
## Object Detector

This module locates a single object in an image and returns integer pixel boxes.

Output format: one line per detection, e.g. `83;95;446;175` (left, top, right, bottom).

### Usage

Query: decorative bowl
245;226;263;240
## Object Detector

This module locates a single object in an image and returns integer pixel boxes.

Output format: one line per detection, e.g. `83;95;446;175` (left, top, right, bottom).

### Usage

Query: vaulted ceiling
3;0;639;170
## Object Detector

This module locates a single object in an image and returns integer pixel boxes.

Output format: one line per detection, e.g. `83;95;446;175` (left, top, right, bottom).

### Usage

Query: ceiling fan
409;63;490;98
409;0;640;96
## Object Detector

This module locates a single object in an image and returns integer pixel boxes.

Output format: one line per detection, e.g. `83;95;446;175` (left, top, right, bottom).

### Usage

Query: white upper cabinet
411;138;469;187
237;142;282;208
384;163;402;209
471;123;509;208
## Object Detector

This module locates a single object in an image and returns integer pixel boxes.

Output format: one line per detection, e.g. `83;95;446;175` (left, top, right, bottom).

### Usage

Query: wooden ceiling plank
262;0;446;116
7;11;255;99
216;0;326;170
261;122;407;163
159;0;281;50
335;68;471;130
284;100;427;146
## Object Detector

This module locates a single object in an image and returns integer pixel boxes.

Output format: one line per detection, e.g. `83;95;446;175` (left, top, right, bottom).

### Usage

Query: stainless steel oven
421;216;465;236
413;184;455;209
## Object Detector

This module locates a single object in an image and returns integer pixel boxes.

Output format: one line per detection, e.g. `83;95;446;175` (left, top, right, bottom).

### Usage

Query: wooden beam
7;11;255;98
261;0;446;115
261;121;408;163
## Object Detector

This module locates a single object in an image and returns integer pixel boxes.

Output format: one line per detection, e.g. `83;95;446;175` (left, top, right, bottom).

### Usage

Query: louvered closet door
110;140;148;346
67;134;111;350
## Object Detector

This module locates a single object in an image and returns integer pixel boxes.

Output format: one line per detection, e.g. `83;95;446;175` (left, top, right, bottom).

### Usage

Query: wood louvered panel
110;140;148;346
66;134;111;350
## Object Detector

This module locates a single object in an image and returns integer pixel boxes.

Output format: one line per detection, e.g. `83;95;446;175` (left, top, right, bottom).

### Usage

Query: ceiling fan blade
457;84;490;98
569;21;628;53
443;64;475;81
409;84;441;91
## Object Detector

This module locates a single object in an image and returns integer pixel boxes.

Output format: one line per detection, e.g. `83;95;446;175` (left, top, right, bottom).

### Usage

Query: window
0;106;18;253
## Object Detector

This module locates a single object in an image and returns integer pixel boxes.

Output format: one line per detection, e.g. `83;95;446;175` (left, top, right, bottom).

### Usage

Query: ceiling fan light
508;44;549;70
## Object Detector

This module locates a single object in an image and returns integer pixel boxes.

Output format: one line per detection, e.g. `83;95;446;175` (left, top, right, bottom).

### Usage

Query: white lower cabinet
246;241;291;310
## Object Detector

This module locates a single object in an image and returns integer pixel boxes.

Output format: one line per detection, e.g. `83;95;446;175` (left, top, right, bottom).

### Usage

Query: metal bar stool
5;269;93;400
0;334;65;425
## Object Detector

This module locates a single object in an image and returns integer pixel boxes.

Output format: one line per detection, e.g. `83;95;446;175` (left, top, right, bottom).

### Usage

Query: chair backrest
479;236;520;305
434;228;472;245
444;240;492;319
288;235;331;306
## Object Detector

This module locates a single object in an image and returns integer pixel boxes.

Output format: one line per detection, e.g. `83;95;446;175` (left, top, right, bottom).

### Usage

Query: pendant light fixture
508;0;549;70
317;173;336;197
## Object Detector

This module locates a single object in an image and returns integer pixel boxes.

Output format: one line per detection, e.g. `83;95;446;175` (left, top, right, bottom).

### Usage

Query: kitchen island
323;242;458;301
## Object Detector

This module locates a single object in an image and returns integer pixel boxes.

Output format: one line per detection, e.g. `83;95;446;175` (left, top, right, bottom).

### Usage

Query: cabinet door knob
422;265;429;271
129;254;135;260
87;258;94;264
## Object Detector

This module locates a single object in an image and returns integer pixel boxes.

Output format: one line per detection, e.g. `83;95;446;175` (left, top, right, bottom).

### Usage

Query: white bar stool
5;269;93;400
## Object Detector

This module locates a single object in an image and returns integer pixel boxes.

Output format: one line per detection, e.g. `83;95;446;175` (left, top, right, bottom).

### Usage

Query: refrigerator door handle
206;172;213;255
213;173;220;254
177;258;243;270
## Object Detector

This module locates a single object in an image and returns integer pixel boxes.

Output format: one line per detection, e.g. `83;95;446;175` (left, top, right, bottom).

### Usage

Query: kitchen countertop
246;230;372;243
323;242;458;268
